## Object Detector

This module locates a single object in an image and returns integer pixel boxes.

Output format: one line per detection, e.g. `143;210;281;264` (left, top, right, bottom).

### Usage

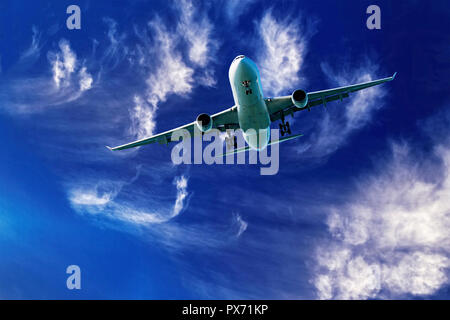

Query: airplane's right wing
108;106;239;151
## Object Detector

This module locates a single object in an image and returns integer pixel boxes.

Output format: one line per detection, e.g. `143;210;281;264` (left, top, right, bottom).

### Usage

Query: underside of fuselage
229;55;271;150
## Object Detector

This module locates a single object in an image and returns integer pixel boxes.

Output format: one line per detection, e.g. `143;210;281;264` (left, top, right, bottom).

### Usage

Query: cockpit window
233;55;245;62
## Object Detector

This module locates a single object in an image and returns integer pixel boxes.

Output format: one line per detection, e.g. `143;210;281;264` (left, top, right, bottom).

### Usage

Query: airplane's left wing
108;106;239;151
266;73;397;122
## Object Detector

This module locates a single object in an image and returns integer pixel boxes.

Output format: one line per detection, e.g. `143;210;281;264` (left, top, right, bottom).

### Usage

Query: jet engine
195;113;213;132
291;89;308;108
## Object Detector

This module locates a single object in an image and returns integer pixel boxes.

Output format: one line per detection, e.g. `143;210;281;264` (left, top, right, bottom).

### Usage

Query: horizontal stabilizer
220;133;303;156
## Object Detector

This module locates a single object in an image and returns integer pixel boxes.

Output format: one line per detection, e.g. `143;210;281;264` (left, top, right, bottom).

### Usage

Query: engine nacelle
195;113;213;132
291;89;308;108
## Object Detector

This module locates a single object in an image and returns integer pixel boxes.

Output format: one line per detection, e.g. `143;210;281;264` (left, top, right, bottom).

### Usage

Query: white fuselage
228;55;271;150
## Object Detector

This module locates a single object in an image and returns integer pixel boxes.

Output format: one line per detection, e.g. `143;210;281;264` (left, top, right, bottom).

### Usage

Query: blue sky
0;0;449;299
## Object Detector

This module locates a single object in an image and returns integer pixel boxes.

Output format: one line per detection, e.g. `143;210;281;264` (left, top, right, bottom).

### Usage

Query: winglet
391;72;397;80
106;146;114;151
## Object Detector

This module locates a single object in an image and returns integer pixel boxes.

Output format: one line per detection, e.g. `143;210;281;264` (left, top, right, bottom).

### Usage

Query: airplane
108;55;396;152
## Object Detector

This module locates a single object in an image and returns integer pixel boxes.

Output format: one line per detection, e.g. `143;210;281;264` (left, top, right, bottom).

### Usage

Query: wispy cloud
101;17;129;68
176;0;217;68
68;168;189;226
0;35;94;114
144;0;220;107
121;18;195;140
48;39;77;88
48;39;94;93
20;25;42;61
123;3;220;140
145;19;195;108
70;188;114;206
128;95;156;140
223;0;255;23
314;141;450;299
233;213;248;238
256;10;315;96
296;59;387;160
112;175;189;225
78;66;93;92
176;0;219;86
68;172;134;210
173;176;188;217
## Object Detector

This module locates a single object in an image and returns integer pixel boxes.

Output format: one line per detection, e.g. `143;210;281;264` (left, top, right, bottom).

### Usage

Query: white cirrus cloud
145;19;195;108
48;39;77;88
68;172;189;226
120;4;220;140
256;10;315;96
176;0;218;69
233;213;248;238
47;39;93;93
101;17;129;68
133;2;219;110
123;18;195;140
1;36;94;114
313;142;450;299
20;25;42;61
173;175;189;217
297;60;388;160
70;188;114;206
78;66;93;92
128;95;156;140
68;177;127;209
112;175;189;225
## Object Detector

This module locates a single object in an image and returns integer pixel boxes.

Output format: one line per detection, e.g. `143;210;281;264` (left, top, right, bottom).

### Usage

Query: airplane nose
233;56;255;77
229;55;257;83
